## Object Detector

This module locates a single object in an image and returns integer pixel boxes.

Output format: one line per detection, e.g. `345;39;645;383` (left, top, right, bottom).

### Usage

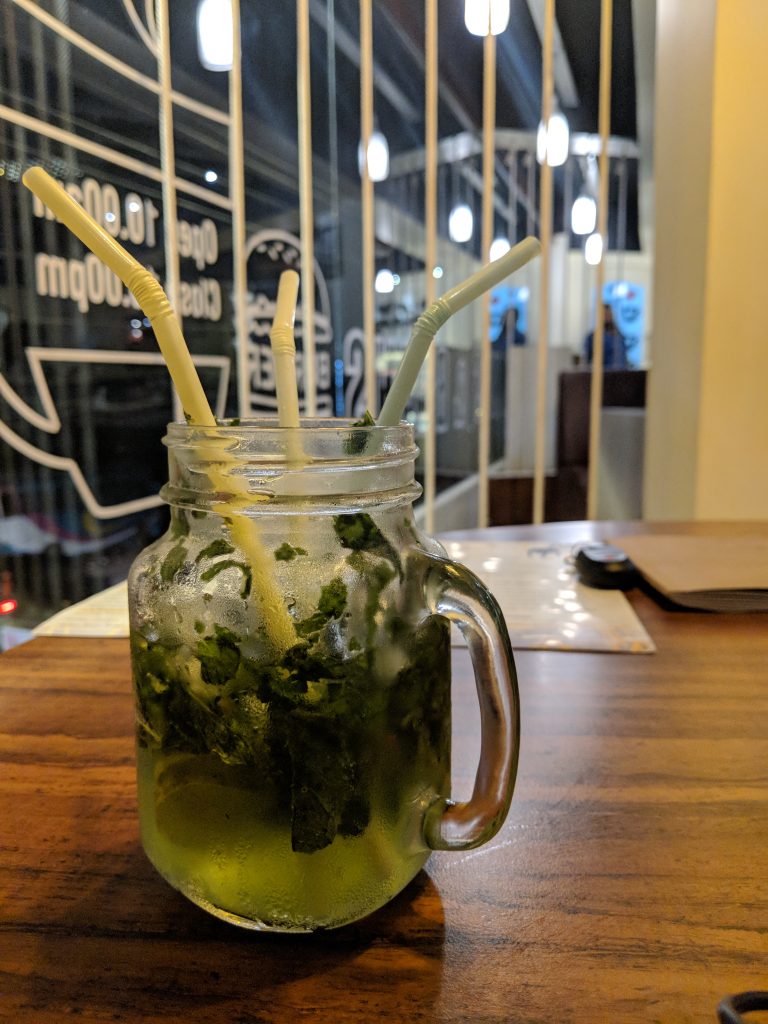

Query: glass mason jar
128;419;520;932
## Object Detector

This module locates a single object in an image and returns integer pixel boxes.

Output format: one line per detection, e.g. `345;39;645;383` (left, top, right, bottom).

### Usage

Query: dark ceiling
9;0;640;249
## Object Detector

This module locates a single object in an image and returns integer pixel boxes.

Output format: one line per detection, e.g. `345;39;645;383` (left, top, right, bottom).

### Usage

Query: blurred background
1;0;765;644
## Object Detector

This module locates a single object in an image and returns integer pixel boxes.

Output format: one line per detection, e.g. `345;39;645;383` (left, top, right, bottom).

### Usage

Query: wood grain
1;523;767;1023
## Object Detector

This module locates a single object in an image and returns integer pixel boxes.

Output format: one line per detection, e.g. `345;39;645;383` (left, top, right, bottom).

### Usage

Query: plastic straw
22;167;212;427
22;167;297;653
269;269;304;469
269;270;301;429
377;236;542;426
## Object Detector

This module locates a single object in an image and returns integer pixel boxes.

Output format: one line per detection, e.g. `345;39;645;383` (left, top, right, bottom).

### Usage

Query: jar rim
164;417;413;444
161;417;421;514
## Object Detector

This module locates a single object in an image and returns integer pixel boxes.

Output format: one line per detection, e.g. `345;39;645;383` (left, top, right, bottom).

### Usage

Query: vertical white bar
230;0;249;418
532;0;555;524
156;0;180;323
478;29;496;527
586;0;613;518
562;155;573;349
424;0;438;532
297;0;317;416
360;0;376;415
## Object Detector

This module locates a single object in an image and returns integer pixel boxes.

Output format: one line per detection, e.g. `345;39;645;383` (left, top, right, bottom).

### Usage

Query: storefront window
1;0;650;641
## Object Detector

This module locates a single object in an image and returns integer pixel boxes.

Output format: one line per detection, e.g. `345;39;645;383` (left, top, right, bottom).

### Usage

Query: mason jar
128;419;520;932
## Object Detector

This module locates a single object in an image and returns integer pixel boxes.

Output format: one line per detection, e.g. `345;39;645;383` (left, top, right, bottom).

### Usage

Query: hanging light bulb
547;109;569;167
357;130;390;183
367;132;389;181
464;0;510;37
536;108;570;167
585;232;603;266
536;120;547;164
449;204;474;244
196;0;233;71
489;236;511;262
375;268;395;294
571;193;597;235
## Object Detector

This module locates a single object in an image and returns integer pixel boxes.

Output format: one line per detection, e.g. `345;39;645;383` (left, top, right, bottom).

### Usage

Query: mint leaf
200;559;252;598
160;543;187;582
196;625;241;686
274;542;308;561
296;577;347;637
170;513;190;539
334;513;402;576
343;410;375;455
196;539;235;562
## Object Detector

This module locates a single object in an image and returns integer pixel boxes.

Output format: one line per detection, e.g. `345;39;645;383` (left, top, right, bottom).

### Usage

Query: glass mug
128;420;520;932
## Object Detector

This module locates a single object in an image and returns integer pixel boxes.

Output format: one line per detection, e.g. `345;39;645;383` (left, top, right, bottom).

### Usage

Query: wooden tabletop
2;521;767;1023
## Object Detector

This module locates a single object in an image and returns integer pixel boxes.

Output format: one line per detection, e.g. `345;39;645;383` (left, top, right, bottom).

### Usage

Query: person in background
502;306;526;347
584;303;630;368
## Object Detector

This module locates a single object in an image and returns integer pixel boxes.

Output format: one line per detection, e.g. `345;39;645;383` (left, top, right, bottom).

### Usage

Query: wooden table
2;521;767;1023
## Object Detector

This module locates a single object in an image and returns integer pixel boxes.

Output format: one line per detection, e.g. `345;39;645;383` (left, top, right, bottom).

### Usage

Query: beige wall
695;0;768;516
645;0;768;520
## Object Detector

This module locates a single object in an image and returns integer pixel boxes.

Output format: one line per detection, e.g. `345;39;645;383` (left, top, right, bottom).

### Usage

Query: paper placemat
441;540;655;653
33;580;129;638
32;542;656;653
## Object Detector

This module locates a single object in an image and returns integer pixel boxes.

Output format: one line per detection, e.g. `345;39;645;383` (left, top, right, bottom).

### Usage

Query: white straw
377;236;542;426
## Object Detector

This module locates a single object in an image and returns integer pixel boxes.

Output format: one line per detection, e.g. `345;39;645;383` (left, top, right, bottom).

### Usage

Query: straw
377;235;542;426
268;269;305;484
23;167;213;428
22;167;297;653
269;270;301;429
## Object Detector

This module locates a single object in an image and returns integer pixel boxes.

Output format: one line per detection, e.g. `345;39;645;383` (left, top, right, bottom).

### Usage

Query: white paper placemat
441;540;655;653
32;541;655;653
33;580;129;638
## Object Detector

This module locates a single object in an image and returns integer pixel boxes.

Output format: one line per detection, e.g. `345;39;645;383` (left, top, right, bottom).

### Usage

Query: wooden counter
1;522;767;1022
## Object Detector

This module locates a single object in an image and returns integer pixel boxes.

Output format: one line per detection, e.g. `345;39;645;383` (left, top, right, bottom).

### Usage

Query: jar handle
421;554;521;851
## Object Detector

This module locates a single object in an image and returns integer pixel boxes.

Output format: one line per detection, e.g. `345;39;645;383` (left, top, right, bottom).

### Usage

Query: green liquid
130;511;452;930
137;745;435;931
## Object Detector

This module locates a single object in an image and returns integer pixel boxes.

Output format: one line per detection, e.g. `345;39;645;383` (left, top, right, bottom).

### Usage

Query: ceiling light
197;0;233;72
204;169;218;184
547;110;569;166
432;266;444;279
536;120;547;165
464;0;510;36
585;232;603;266
449;204;474;244
536;109;570;167
375;269;395;294
358;130;390;182
489;236;511;262
571;194;597;235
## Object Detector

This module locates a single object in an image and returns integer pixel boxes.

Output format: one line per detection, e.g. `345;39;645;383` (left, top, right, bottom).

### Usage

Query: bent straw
22;167;296;653
377;235;542;426
269;270;301;430
23;168;212;427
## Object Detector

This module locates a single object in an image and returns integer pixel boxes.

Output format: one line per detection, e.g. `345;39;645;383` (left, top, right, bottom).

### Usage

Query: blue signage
603;280;645;343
